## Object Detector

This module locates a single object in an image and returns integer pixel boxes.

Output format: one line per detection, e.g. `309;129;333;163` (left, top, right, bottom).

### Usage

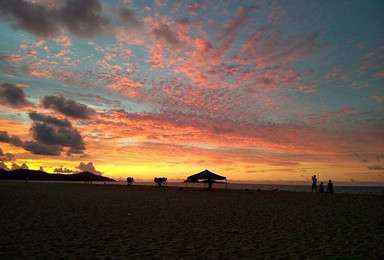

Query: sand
0;181;383;259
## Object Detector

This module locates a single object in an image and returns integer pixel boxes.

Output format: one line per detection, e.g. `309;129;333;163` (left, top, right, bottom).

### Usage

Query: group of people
311;175;333;193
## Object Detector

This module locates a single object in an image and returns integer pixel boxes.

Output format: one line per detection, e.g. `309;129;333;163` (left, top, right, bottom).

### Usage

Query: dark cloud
152;23;179;47
1;120;85;156
78;162;102;175
31;123;85;154
0;83;32;108
0;0;58;37
54;166;73;173
42;95;94;119
0;0;108;38
0;130;63;155
60;0;107;38
29;111;72;128
0;131;24;147
175;18;190;25
118;7;143;28
23;141;63;156
368;165;384;170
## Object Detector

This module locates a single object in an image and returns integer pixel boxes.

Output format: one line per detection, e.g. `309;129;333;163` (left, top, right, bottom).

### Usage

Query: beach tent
186;169;227;189
187;169;226;181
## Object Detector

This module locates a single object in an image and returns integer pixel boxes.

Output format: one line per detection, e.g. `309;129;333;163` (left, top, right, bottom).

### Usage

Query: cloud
368;165;384;170
154;0;165;7
54;166;73;173
118;7;143;28
371;94;384;102
0;0;108;38
29;111;72;128
30;123;85;154
353;153;368;162
0;131;24;147
0;83;32;108
216;5;250;55
78;162;102;175
152;23;179;47
28;110;85;154
41;95;95;119
0;130;62;156
0;161;9;170
0;124;83;155
0;149;15;162
23;140;63;156
11;162;29;170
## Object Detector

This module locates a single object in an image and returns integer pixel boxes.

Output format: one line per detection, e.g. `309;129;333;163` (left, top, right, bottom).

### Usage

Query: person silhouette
326;180;333;193
319;182;324;193
311;175;318;192
207;179;213;190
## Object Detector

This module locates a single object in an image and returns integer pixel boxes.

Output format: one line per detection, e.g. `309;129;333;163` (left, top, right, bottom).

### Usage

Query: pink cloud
371;94;384;102
53;34;72;47
154;0;165;7
216;6;249;57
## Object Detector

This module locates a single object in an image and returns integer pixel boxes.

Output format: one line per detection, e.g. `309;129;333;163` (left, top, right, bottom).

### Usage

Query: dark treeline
0;168;115;182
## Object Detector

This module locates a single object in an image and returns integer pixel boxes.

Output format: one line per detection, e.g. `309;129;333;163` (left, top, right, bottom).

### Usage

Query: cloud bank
0;83;32;108
0;0;108;38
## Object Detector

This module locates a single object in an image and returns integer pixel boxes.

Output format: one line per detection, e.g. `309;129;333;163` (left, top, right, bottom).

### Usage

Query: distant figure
25;176;28;183
206;179;213;190
311;175;318;192
326;180;334;193
127;177;134;185
318;182;324;193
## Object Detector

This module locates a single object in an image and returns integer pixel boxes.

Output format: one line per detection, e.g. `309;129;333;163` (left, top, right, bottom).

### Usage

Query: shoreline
2;179;383;195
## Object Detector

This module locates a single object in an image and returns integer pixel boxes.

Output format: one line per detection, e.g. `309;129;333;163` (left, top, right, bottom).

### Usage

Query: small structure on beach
185;169;227;190
154;177;167;186
127;177;134;185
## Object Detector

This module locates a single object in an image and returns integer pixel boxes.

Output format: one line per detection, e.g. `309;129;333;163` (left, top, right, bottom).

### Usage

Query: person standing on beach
311;175;318;192
326;180;334;193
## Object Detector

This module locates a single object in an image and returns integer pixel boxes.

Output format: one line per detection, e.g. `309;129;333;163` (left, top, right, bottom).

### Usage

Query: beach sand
0;181;383;259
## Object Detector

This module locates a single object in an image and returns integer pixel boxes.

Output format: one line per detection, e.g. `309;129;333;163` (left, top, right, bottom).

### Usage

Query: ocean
8;179;383;195
115;181;384;195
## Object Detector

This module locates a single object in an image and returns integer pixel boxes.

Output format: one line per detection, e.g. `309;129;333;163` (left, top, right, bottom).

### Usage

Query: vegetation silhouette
0;168;114;182
154;177;167;186
127;177;134;185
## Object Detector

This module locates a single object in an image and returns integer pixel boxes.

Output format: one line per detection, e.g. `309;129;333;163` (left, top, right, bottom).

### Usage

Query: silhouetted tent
185;169;227;189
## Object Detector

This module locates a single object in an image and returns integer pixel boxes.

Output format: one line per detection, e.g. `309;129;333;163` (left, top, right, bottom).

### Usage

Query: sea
111;181;384;195
10;180;384;195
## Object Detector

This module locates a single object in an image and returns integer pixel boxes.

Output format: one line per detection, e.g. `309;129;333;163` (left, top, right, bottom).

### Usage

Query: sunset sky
0;0;383;184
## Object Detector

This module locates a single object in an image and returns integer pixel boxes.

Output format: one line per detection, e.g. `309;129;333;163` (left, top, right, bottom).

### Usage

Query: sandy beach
0;181;383;259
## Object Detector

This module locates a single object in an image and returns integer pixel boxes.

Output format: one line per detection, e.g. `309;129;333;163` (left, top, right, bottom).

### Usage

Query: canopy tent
185;169;227;190
186;169;226;181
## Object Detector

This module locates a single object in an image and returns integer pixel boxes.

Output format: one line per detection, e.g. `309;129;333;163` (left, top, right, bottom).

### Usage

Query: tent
185;169;227;189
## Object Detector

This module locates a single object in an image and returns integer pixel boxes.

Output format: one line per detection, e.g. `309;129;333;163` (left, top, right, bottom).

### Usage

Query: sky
0;0;383;184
